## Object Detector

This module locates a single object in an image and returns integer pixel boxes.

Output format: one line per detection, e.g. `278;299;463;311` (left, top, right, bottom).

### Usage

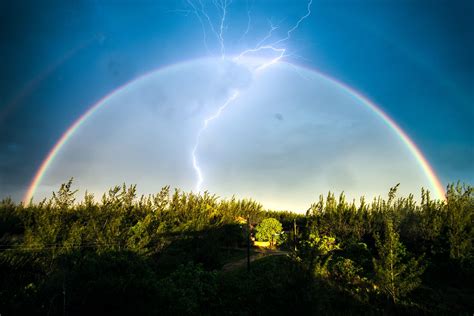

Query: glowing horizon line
23;58;446;203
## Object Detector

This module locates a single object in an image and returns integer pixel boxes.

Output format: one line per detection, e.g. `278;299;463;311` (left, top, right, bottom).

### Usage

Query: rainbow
0;37;96;125
23;59;446;203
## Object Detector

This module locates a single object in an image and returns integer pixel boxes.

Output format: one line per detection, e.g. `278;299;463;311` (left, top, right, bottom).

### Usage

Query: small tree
445;183;473;263
255;218;283;247
52;178;78;210
373;219;425;304
299;233;340;277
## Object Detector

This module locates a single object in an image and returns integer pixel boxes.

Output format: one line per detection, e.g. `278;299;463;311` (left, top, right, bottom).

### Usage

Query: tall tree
373;219;425;304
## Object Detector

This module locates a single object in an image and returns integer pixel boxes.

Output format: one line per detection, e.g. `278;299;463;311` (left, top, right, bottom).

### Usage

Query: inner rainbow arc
23;59;446;203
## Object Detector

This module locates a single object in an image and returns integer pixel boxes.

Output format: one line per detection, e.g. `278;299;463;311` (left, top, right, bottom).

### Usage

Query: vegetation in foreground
0;180;473;315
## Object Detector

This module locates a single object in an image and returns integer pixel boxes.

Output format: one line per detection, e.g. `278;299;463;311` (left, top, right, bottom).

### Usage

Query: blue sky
0;0;472;201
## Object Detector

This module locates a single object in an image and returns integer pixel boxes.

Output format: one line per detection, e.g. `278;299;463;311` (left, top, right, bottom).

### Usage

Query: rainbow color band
23;59;446;203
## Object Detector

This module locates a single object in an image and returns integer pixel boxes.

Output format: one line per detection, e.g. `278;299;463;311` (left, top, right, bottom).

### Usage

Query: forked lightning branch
187;0;313;192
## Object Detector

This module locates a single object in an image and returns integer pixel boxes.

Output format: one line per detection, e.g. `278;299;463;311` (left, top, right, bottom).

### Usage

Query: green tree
52;178;78;210
445;183;473;263
299;233;340;277
331;258;372;302
255;218;283;247
373;219;425;304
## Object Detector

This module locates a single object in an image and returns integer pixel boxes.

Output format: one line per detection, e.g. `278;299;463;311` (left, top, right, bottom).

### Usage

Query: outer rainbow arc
336;84;446;201
22;61;184;204
0;37;98;125
23;96;107;204
22;59;446;204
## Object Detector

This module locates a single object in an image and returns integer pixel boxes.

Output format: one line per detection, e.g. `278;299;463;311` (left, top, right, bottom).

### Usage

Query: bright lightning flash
192;90;240;191
186;0;313;192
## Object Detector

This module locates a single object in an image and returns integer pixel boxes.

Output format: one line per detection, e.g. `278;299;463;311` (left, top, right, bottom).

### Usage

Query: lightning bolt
186;0;313;192
197;0;221;45
255;19;279;48
239;0;252;43
186;0;211;53
272;0;313;46
216;0;231;59
192;91;240;191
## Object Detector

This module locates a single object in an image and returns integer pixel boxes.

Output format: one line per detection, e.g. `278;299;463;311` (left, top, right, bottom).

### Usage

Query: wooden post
247;214;251;273
293;219;297;251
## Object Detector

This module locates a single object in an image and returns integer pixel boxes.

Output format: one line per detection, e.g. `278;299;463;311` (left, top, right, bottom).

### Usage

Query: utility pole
247;214;251;273
293;218;297;252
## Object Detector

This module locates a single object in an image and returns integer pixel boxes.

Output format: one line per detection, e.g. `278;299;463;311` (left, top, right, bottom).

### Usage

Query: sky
0;0;472;204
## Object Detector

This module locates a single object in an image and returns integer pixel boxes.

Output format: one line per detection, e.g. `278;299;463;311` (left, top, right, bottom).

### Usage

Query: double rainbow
23;60;446;203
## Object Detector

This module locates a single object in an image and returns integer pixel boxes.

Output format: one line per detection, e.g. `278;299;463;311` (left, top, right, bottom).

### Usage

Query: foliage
445;183;473;263
255;217;283;246
0;181;472;314
373;219;425;304
331;257;373;302
298;233;340;277
158;263;218;314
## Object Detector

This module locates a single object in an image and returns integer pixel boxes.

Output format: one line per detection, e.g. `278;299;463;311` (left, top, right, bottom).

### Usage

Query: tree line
0;180;472;314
